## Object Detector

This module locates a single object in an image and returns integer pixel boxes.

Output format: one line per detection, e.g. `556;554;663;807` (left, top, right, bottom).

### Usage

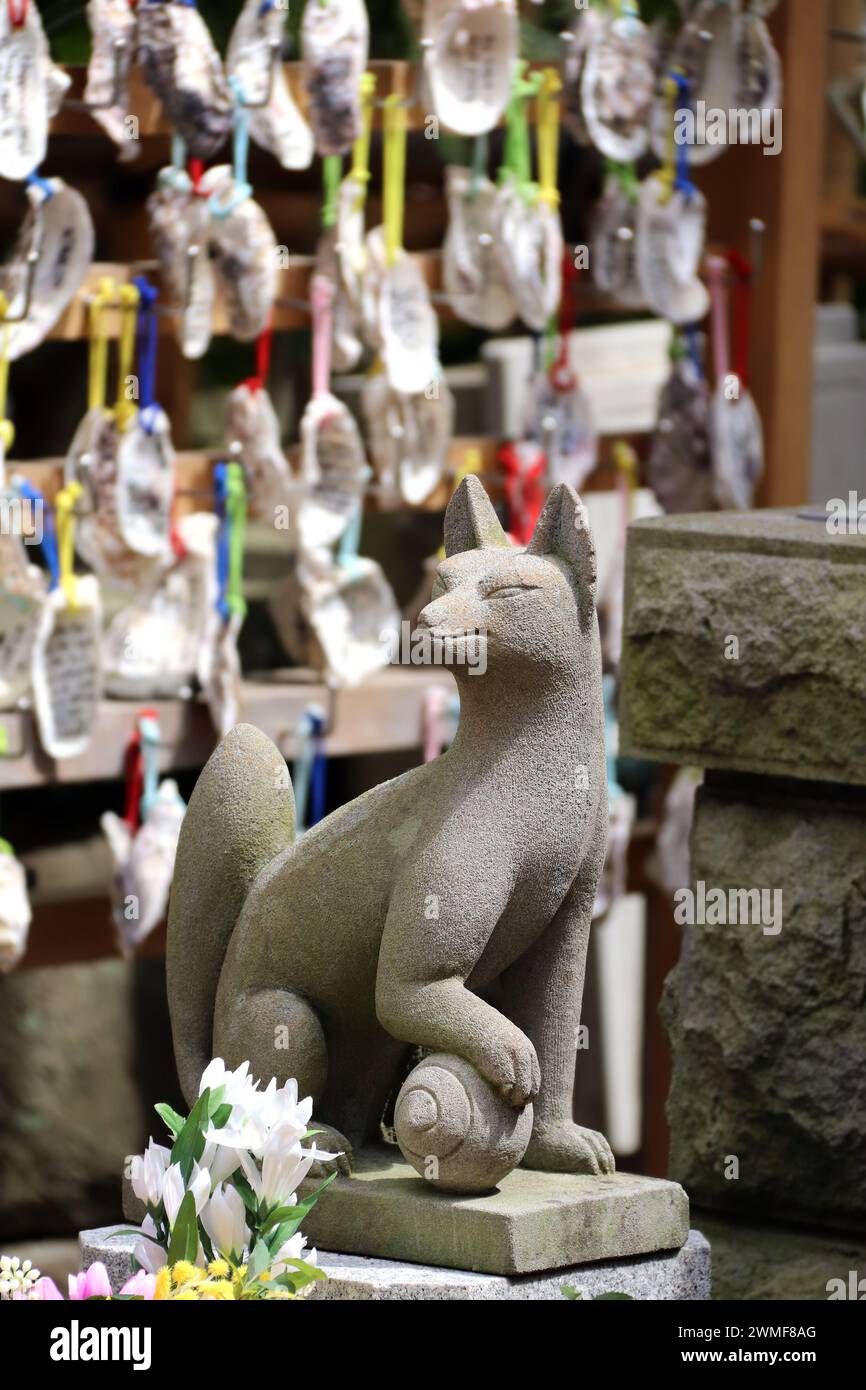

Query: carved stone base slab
79;1227;710;1301
294;1149;690;1274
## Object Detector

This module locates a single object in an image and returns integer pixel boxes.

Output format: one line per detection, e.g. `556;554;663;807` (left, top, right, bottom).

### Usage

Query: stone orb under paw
394;1052;533;1193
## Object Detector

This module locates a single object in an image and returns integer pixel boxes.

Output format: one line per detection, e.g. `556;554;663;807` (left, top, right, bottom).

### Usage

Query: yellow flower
235;1264;248;1281
154;1267;172;1301
207;1259;230;1278
206;1279;236;1300
258;1270;272;1282
171;1289;200;1301
172;1261;205;1286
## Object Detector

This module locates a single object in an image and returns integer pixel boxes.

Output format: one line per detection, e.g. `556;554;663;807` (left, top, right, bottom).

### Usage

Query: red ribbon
725;249;753;387
169;494;187;561
122;709;159;831
187;158;212;200
241;316;274;395
500;442;546;546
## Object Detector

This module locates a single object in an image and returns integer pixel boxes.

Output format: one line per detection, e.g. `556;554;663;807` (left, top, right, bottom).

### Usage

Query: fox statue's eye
487;585;532;600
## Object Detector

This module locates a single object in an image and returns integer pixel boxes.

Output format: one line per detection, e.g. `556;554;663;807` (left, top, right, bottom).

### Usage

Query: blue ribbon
26;171;54;200
133;277;160;430
671;72;695;198
14;479;59;589
213;461;231;622
211;78;252;220
309;712;327;827
293;709;327;834
685;325;703;379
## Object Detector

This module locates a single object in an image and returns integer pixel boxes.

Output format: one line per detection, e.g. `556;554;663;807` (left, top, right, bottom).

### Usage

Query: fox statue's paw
522;1121;615;1176
471;1024;541;1108
308;1122;354;1179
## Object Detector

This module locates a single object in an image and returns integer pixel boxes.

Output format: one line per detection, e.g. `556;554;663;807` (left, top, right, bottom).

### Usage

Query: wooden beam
696;1;830;507
0;668;457;791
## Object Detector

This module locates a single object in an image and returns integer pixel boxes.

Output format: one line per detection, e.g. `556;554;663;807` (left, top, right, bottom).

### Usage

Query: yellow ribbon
351;72;377;192
657;75;679;206
0;292;13;460
383;94;407;268
438;449;482;559
88;278;115;415
115;281;140;431
613;440;638;523
536;68;562;208
55;481;84;611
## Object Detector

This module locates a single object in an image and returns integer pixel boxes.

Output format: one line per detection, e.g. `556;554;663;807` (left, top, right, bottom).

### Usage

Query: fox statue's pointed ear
527;484;597;603
444;475;510;556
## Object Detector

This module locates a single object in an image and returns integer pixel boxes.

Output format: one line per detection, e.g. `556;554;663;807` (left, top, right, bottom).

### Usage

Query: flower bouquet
3;1059;338;1301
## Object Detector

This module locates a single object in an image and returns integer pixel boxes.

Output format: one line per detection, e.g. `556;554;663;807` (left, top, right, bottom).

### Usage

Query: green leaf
199;1227;215;1266
210;1102;233;1131
301;1170;338;1206
206;1085;226;1117
232;1170;260;1216
167;1190;200;1267
247;1239;272;1281
593;1291;634;1301
280;1257;326;1283
155;1103;186;1139
259;1201;305;1233
264;1171;337;1252
266;1217;305;1254
561;1285;582;1299
171;1088;210;1181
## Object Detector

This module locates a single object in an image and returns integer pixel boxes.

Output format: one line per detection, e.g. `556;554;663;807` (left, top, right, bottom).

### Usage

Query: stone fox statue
167;477;614;1177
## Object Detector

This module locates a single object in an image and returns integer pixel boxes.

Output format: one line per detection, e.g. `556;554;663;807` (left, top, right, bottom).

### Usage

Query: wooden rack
0;667;455;792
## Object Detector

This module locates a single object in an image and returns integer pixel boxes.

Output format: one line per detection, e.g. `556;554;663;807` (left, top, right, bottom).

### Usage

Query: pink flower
120;1270;156;1299
13;1276;64;1300
68;1262;113;1300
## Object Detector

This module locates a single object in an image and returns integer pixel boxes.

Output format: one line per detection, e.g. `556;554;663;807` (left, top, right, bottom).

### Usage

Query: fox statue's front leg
500;812;614;1176
375;867;542;1109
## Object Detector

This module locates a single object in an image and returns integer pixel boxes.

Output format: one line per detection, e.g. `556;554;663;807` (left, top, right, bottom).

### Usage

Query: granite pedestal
79;1225;711;1301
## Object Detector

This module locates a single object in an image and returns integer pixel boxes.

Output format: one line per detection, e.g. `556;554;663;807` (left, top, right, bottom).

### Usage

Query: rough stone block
79;1226;711;1301
619;510;866;785
0;958;180;1241
697;1210;866;1301
662;778;866;1229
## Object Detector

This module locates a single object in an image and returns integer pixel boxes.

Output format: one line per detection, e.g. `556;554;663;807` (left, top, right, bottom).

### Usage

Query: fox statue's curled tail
167;722;295;1107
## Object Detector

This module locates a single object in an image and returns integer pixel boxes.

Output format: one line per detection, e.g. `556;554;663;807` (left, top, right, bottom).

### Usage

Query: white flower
200;1136;243;1186
271;1231;318;1276
198;1060;316;1161
130;1138;171;1208
0;1254;40;1298
204;1105;268;1156
258;1078;314;1142
240;1128;336;1208
201;1182;251;1263
162;1162;211;1225
199;1058;260;1110
133;1214;168;1275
